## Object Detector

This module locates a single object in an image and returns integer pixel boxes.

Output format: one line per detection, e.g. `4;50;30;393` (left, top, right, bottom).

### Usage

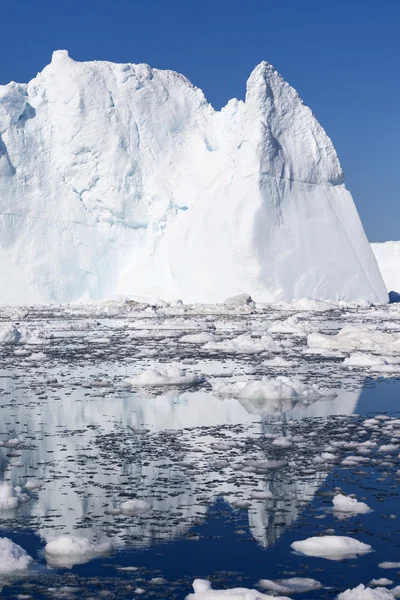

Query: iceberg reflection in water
0;374;361;559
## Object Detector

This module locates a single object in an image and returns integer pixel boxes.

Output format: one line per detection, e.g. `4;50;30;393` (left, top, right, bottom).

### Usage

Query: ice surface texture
0;50;387;304
371;242;400;296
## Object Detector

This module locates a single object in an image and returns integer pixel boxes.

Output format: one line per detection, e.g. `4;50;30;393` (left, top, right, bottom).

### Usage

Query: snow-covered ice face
0;300;400;596
0;53;387;305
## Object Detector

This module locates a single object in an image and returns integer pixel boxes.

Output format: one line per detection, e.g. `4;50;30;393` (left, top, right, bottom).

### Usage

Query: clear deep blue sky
0;0;398;241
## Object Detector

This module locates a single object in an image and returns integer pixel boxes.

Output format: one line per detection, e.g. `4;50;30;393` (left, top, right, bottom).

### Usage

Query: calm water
0;305;399;598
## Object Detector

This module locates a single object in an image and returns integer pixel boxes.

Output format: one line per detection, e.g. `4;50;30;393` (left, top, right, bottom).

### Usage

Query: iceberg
0;50;387;304
371;242;400;295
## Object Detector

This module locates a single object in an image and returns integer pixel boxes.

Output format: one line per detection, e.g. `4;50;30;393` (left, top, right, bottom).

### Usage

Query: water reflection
0;373;363;564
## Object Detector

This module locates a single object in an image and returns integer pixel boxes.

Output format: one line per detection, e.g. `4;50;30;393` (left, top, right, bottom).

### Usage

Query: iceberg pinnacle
0;51;387;304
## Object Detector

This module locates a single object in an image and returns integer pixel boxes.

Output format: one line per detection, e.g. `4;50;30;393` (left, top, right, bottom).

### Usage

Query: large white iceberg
371;242;400;294
0;50;387;304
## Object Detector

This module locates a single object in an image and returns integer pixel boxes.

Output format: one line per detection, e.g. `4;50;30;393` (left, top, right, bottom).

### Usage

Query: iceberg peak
0;54;387;305
51;49;71;62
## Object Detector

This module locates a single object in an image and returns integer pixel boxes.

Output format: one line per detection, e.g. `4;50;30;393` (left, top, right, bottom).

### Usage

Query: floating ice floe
308;326;400;355
202;334;283;354
180;332;216;343
0;483;30;511
0;538;33;574
291;535;372;560
338;584;395;599
0;324;21;343
24;480;42;491
0;324;46;345
45;535;113;568
370;580;394;587
120;499;152;515
214;376;331;402
332;494;371;515
125;366;205;387
257;577;322;594
186;579;290;600
267;315;316;336
379;562;400;569
263;356;295;368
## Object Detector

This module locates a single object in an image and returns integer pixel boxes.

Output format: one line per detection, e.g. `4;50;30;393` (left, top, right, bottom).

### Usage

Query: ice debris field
0;298;399;598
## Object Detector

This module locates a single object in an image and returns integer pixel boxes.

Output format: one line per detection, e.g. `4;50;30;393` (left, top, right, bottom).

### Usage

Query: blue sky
1;0;398;241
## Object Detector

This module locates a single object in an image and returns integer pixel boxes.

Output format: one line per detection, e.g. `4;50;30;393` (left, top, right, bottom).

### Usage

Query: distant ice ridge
0;50;387;305
371;242;400;295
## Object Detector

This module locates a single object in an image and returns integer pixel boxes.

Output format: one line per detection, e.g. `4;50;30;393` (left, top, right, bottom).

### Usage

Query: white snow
0;538;33;573
371;242;400;293
0;51;386;305
186;579;290;600
338;584;395;599
291;535;372;560
332;494;371;514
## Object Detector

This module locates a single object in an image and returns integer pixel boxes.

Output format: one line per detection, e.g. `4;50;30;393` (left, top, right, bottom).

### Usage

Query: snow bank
186;579;290;600
332;494;371;514
125;366;204;387
291;535;372;560
0;52;386;305
371;242;400;294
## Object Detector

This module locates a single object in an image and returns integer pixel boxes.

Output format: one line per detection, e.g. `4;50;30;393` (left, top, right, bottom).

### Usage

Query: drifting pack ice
0;50;387;305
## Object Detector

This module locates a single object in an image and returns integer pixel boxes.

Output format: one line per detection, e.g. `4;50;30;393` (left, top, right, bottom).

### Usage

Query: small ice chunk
338;584;395;599
0;483;29;510
125;366;204;387
291;535;372;560
180;332;215;343
333;494;371;515
0;538;33;573
24;480;42;491
0;324;21;344
120;499;151;515
187;579;290;599
258;577;322;594
45;535;113;568
250;490;273;500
